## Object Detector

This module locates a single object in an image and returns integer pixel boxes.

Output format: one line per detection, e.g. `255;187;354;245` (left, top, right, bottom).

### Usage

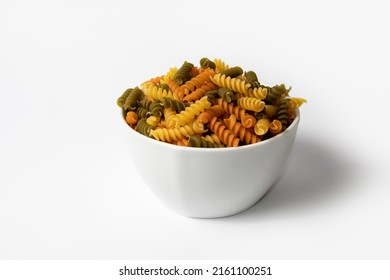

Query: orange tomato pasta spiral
175;138;188;146
168;96;211;128
241;114;257;128
215;98;246;120
269;119;283;135
177;69;215;99
163;78;181;96
223;115;260;145
125;111;138;126
183;82;218;102
196;104;225;124
209;117;240;147
211;73;251;94
237;97;265;112
147;75;164;85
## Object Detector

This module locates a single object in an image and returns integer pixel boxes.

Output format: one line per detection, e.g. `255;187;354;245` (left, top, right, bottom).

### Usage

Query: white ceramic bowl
120;110;300;218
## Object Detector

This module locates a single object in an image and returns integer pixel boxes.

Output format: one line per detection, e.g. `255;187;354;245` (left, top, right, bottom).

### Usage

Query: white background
1;0;389;260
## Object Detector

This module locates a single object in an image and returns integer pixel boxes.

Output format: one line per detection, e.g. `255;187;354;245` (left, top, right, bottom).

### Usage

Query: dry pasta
117;58;306;148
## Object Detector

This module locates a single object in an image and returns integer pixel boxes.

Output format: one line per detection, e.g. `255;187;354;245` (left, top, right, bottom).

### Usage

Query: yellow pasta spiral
213;58;229;72
150;121;206;142
189;120;207;134
211;74;251;94
246;87;268;100
163;108;176;128
288;97;307;109
254;118;270;136
169;96;211;128
142;84;179;101
150;126;195;142
146;116;160;127
241;114;257;128
237;97;265;112
165;67;178;79
203;134;223;145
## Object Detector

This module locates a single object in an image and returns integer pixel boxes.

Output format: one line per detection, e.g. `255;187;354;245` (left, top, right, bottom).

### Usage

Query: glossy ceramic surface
121;111;300;218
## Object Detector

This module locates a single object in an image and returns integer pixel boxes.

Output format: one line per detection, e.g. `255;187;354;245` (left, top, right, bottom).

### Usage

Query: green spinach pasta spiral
245;71;261;88
200;57;216;69
218;87;235;103
188;135;224;148
275;98;290;131
136;118;154;137
162;97;189;113
136;107;151;119
157;83;170;91
117;88;133;108
138;97;152;110
219;66;243;78
268;84;291;100
204;89;219;105
123;87;143;111
174;61;194;85
149;100;163;117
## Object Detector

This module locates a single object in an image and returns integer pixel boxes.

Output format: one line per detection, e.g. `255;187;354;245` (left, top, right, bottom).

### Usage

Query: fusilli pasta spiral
188;135;224;148
162;97;189;113
117;88;132;108
254;118;270;136
200;57;216;69
245;71;261;88
174;61;194;85
213;58;229;72
211;74;251;94
143;84;179;101
209;117;240;147
216;98;247;120
223;115;260;145
219;66;243;78
237;97;265;113
150;121;205;142
168;96;211;128
177;69;215;99
123;87;143;111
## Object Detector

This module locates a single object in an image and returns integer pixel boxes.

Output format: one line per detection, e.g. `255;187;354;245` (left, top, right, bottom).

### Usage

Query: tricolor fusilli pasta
117;57;306;148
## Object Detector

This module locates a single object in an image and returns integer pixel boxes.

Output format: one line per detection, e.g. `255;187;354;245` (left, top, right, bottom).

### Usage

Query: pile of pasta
117;58;306;148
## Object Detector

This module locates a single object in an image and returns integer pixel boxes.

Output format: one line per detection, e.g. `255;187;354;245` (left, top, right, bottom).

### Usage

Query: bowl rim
120;108;300;153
